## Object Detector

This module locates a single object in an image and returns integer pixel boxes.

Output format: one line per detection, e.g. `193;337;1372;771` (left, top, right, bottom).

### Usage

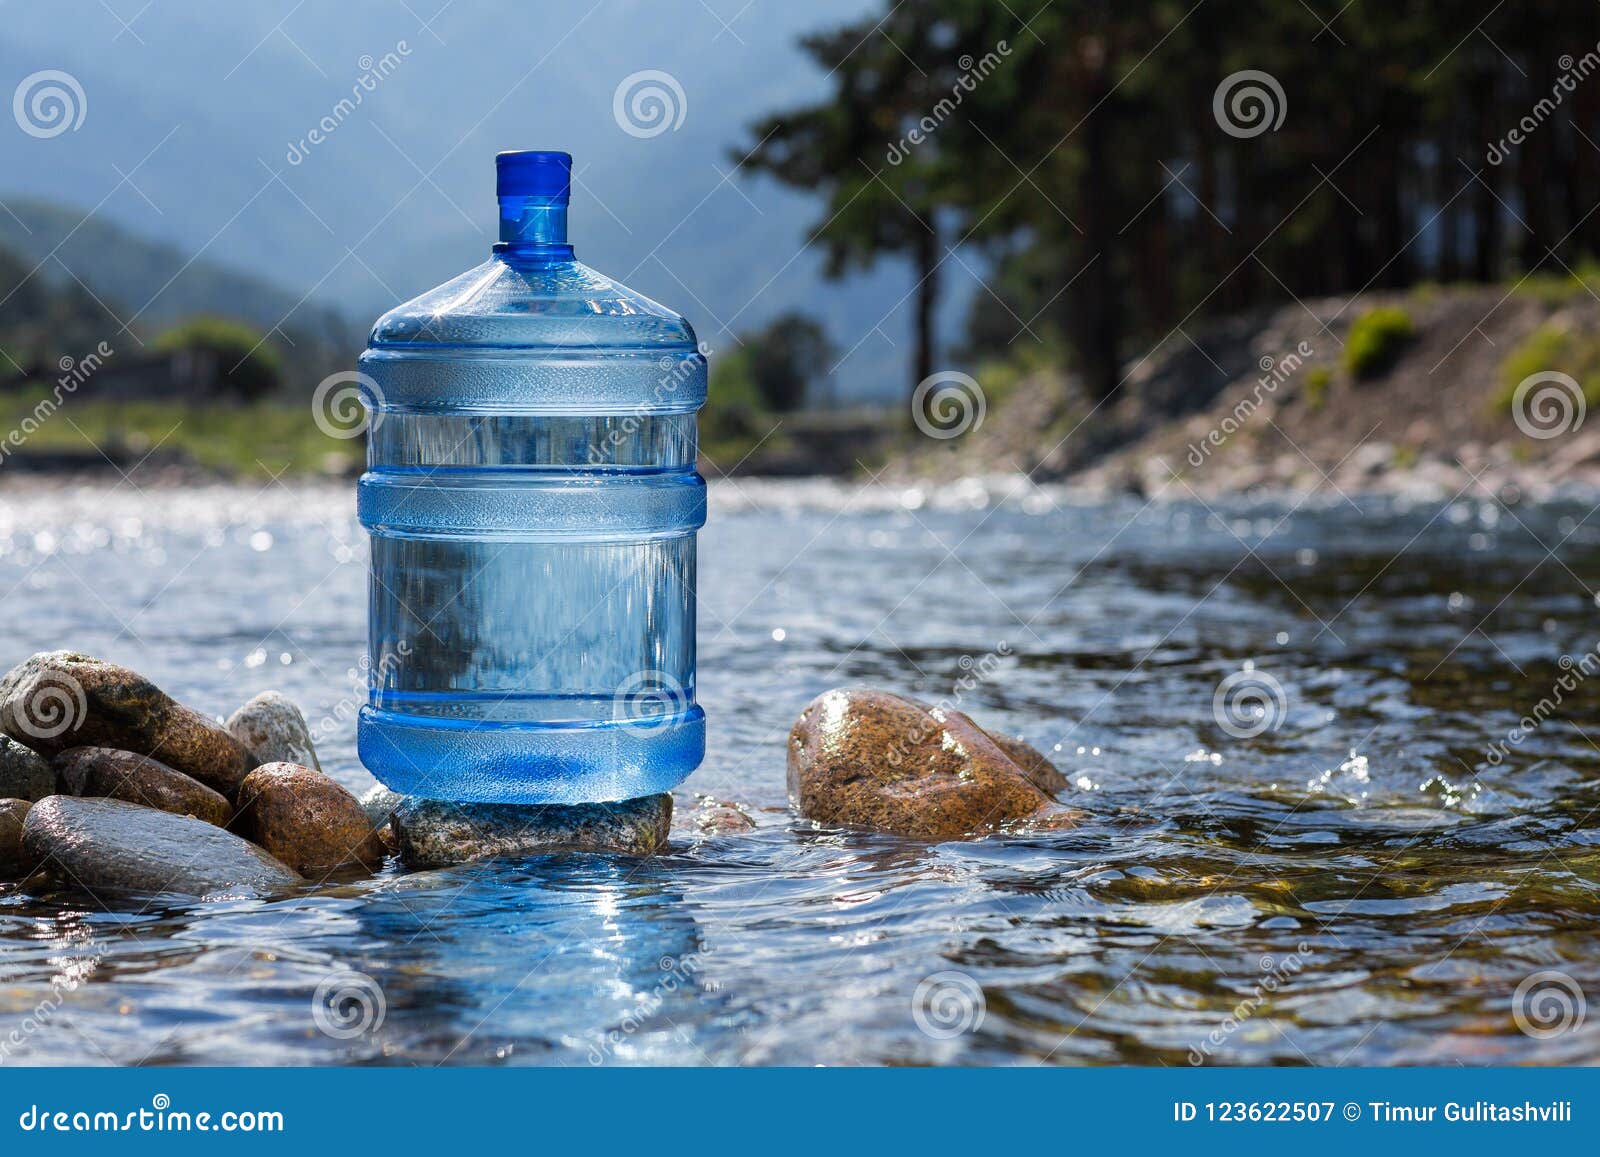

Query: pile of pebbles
0;652;1078;903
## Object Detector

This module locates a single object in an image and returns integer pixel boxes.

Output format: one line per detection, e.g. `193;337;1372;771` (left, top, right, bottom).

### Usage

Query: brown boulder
0;734;54;802
0;798;33;877
233;762;387;877
54;747;231;827
981;730;1069;794
787;688;1079;840
0;652;254;797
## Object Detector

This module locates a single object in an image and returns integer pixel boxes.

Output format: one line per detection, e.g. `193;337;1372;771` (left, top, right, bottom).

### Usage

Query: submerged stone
787;688;1079;840
672;794;758;838
389;793;673;868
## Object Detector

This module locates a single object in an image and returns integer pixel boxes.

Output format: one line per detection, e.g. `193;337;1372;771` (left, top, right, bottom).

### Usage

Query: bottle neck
495;195;572;258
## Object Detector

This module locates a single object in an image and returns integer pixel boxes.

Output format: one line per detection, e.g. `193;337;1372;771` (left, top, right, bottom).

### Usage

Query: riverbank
900;278;1600;501
4;276;1599;498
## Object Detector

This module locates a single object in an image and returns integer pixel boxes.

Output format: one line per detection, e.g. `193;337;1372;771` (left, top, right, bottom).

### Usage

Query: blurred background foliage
740;0;1600;402
6;0;1600;474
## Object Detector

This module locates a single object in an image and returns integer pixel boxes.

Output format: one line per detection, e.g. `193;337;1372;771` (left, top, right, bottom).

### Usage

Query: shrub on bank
1343;307;1415;380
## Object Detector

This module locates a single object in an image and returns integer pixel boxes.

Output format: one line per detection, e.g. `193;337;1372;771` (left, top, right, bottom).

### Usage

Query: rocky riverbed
0;650;1071;902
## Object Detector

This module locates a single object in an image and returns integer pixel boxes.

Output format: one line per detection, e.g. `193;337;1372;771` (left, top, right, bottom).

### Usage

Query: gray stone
672;794;758;838
226;691;322;772
22;795;301;898
0;734;54;802
0;651;254;797
389;793;673;868
359;784;403;856
358;784;404;829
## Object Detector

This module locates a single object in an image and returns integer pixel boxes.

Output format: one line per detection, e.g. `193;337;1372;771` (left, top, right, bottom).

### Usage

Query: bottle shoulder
368;255;698;352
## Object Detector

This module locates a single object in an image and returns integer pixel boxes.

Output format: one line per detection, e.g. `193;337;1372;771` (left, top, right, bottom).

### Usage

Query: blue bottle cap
495;150;571;201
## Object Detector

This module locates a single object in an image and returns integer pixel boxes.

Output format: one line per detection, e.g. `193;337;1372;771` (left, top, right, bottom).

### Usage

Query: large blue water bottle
356;150;706;804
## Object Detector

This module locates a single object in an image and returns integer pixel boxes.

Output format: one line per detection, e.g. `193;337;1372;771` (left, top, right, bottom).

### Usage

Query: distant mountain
0;0;957;403
0;198;358;384
0;238;110;375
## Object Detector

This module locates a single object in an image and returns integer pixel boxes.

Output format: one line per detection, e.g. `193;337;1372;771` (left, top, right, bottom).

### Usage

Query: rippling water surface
2;477;1598;1066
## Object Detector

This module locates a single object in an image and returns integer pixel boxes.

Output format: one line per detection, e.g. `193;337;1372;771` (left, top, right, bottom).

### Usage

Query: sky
0;0;982;402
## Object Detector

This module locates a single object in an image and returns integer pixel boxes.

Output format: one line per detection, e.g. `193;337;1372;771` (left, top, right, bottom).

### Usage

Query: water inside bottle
356;151;706;804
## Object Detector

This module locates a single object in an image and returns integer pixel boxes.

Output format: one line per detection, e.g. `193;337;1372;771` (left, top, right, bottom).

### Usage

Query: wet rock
0;798;33;876
787;688;1079;840
233;762;387;877
21;795;300;898
226;691;321;772
359;785;403;855
359;784;404;829
389;793;672;868
54;747;231;827
0;651;254;797
981;730;1069;795
0;734;54;802
673;794;758;838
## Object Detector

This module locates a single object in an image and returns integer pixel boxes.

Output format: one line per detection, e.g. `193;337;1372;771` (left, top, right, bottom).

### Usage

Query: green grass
0;385;803;479
1493;322;1600;415
1510;260;1600;307
1342;307;1416;380
0;390;363;477
1302;366;1332;410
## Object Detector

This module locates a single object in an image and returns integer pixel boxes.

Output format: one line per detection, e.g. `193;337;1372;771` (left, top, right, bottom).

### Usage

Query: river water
1;475;1597;1065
